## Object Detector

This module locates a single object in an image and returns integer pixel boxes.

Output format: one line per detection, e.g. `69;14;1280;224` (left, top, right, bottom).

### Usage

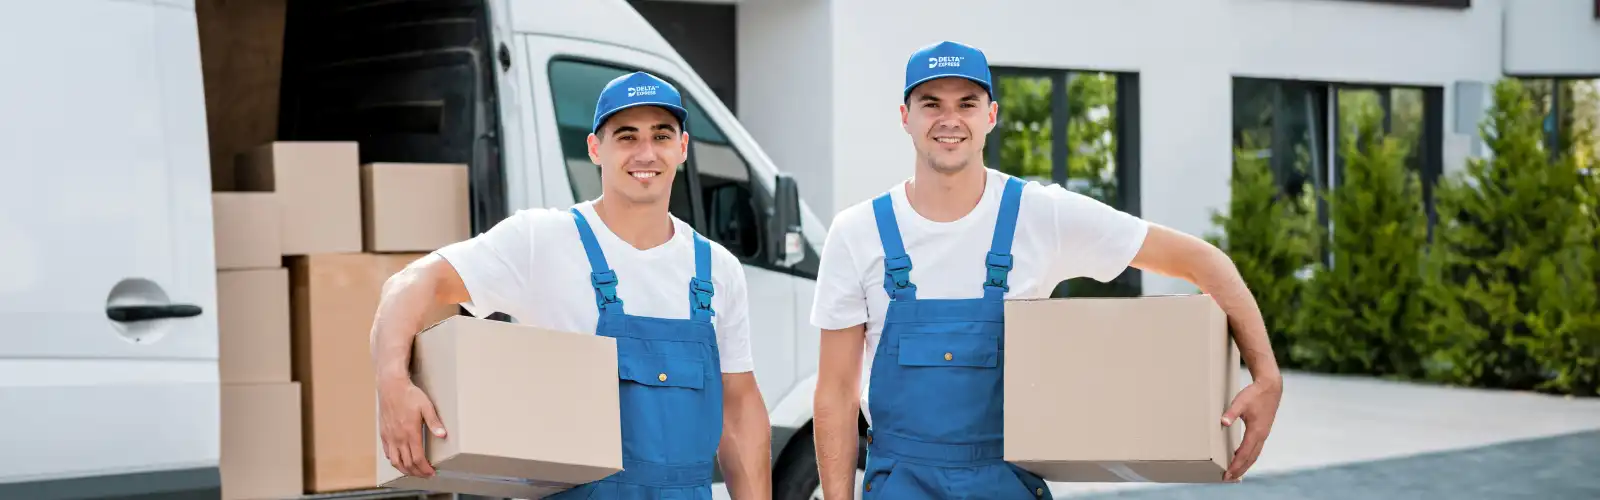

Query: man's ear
680;131;689;155
900;104;910;133
587;133;601;165
989;100;999;126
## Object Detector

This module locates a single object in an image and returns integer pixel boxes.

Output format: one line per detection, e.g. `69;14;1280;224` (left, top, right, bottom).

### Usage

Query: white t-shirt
809;168;1150;423
434;200;754;373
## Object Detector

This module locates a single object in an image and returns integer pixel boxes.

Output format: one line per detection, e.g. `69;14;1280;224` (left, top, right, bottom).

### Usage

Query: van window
548;59;696;224
682;97;762;260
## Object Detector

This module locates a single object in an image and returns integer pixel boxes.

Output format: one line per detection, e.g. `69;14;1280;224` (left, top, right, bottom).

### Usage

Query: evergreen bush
1292;99;1431;377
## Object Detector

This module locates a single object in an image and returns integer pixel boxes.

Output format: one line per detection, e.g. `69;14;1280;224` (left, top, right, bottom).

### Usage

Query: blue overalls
861;175;1053;499
547;208;723;500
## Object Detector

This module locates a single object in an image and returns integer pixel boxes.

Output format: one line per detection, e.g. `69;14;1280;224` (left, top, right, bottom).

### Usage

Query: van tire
772;427;866;500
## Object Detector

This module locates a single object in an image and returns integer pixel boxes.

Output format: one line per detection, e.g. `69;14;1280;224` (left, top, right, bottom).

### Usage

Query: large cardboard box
1003;294;1242;483
376;316;623;498
217;268;291;384
237;142;363;256
360;163;470;253
289;253;459;493
221;382;303;500
212;192;281;271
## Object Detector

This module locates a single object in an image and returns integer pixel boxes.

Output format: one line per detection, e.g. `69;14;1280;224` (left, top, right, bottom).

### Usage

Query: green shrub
1292;99;1431;377
1421;79;1590;391
1207;133;1319;365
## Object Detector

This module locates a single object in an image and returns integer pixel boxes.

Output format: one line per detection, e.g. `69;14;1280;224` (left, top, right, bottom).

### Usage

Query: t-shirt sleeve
809;218;869;331
714;251;754;373
1045;185;1150;283
433;210;535;320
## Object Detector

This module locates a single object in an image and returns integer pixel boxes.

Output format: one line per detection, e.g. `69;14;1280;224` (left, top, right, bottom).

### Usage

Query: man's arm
371;254;472;478
1127;222;1283;481
814;324;865;499
718;372;772;500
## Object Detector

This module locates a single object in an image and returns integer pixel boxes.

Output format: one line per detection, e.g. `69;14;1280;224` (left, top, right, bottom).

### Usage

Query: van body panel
0;0;220;486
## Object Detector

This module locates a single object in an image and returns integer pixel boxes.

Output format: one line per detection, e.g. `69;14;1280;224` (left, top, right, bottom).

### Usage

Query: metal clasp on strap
985;252;1013;291
690;277;715;312
591;270;621;305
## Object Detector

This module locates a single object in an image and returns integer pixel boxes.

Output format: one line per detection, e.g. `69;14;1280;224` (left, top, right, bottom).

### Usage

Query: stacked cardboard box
211;139;470;496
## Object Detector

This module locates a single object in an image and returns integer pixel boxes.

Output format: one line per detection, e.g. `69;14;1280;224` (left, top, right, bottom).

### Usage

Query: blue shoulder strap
872;192;917;301
689;232;715;322
983;176;1026;300
571;208;623;315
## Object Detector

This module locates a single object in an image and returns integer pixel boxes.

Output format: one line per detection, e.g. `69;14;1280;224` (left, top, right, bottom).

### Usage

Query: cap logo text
627;85;658;97
928;56;963;69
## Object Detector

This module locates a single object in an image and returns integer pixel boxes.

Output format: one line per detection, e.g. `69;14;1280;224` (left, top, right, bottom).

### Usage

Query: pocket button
658;373;668;382
944;352;953;361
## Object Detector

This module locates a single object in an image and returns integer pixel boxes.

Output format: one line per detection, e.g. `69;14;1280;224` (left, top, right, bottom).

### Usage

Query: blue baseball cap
591;71;688;134
903;41;993;101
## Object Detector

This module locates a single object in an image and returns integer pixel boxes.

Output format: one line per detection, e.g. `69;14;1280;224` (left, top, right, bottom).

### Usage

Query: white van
0;0;853;498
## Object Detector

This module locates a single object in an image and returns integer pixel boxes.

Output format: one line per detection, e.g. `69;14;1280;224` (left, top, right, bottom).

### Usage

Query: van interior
201;0;507;234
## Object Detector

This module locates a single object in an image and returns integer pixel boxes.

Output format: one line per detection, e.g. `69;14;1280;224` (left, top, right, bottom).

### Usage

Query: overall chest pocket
618;352;706;390
896;333;1000;368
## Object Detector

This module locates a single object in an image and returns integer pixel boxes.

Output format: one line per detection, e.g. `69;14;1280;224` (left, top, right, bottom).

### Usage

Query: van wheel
772;430;866;500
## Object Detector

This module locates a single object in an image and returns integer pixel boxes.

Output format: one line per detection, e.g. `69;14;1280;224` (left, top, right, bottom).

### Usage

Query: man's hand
1221;375;1282;481
378;377;447;478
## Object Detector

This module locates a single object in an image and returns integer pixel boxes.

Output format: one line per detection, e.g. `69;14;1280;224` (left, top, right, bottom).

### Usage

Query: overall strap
983;176;1026;300
872;191;917;301
570;208;624;315
689;232;716;323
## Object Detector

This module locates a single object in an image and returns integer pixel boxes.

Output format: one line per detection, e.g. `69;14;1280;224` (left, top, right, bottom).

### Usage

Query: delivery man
370;71;773;499
809;41;1285;498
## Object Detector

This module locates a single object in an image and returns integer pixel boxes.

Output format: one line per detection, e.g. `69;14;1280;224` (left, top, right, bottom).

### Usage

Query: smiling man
810;41;1284;498
370;71;772;499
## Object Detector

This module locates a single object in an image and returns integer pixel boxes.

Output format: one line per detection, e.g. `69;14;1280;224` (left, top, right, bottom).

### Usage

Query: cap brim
904;73;993;99
592;101;689;133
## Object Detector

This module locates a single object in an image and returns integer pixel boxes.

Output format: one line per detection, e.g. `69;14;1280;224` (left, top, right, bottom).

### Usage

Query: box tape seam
1098;463;1151;482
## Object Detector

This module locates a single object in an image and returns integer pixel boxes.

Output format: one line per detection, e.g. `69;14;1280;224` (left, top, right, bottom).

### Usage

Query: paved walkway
1049;370;1600;497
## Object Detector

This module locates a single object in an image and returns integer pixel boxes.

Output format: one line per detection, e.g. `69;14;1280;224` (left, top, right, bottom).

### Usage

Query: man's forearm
1190;247;1280;383
718;377;772;500
814;388;859;498
371;262;444;384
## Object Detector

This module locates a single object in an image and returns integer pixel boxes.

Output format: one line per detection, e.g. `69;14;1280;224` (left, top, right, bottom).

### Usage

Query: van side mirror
768;173;804;268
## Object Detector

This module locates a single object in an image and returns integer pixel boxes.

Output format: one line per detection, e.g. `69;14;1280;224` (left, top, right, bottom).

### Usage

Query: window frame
985;66;1144;296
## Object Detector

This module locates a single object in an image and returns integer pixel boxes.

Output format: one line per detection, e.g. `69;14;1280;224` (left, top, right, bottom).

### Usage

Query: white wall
1504;0;1600;76
736;0;836;221
734;0;1580;294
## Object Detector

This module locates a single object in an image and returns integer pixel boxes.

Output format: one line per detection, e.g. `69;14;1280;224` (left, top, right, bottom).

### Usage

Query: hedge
1212;78;1600;397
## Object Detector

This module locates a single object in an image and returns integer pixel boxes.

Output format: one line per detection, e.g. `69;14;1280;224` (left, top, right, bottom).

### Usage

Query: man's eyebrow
652;123;678;132
610;125;639;136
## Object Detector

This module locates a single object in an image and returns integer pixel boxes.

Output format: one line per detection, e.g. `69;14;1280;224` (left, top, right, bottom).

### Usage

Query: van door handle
106;304;203;322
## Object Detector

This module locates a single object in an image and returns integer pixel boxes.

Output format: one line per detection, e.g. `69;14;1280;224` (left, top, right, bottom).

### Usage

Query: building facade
634;0;1600;294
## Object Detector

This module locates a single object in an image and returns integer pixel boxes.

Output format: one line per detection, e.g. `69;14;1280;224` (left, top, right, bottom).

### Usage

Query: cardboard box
1003;294;1242;483
217;268;291;384
289;253;459;492
212;193;282;270
237;142;363;256
360;163;470;253
222;382;303;500
376;316;623;498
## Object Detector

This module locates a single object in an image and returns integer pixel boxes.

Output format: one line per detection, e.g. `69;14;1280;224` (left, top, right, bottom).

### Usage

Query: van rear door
0;1;220;493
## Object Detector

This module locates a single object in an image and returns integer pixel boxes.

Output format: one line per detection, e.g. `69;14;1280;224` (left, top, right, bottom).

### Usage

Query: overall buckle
591;270;621;304
984;252;1013;290
884;255;914;289
690;277;715;311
